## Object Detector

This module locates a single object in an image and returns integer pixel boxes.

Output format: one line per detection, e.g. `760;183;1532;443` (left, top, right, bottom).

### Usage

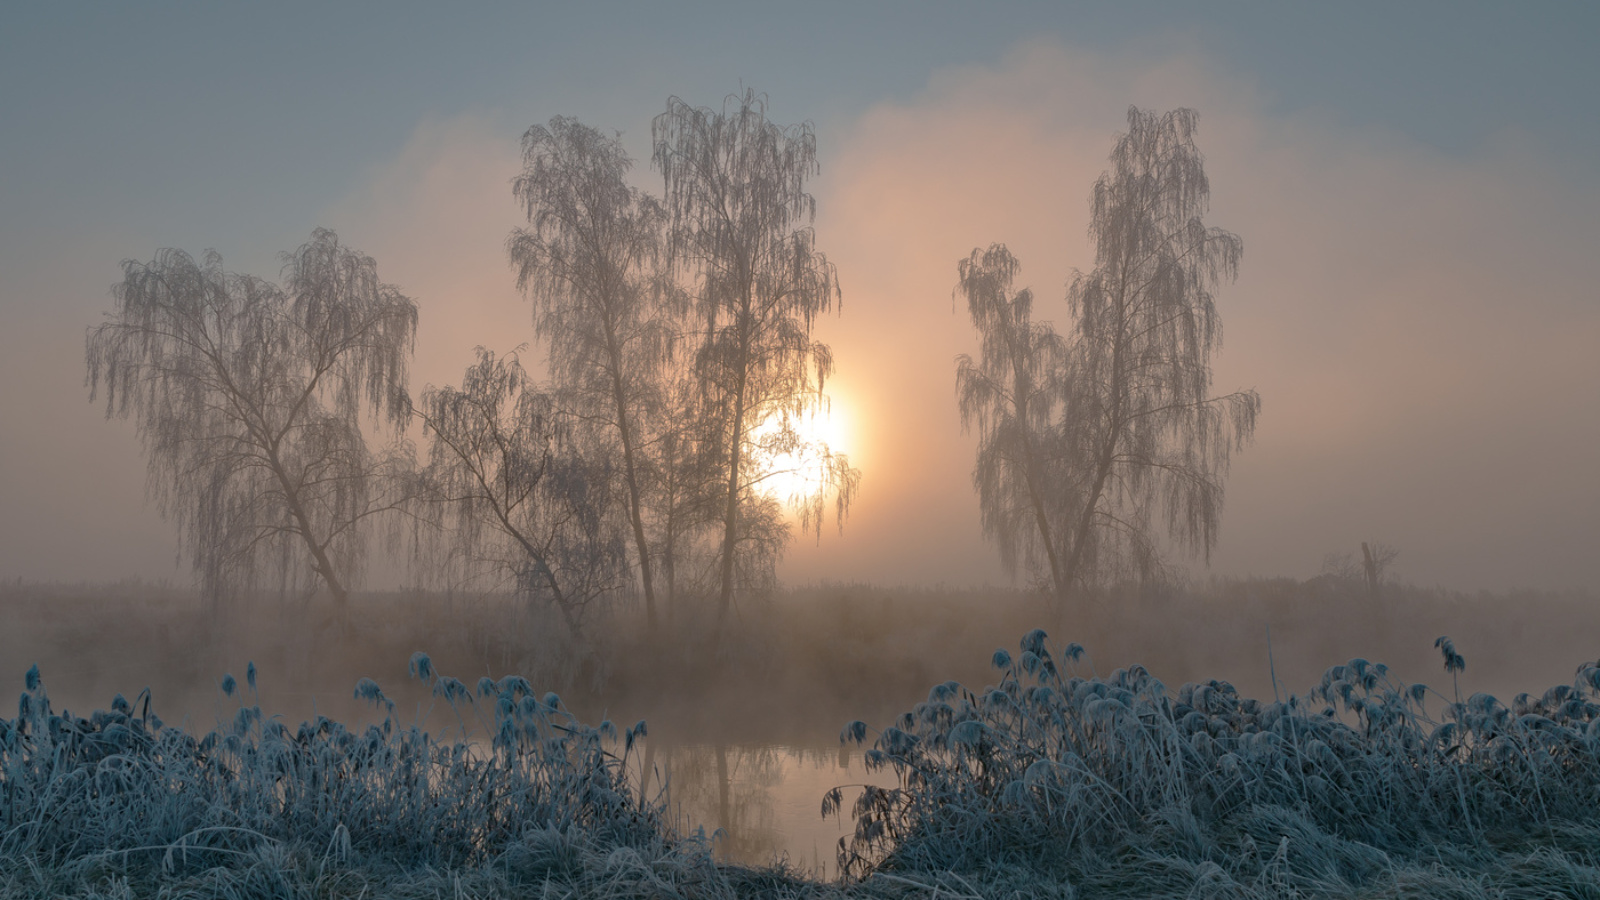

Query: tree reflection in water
634;742;867;878
646;743;784;865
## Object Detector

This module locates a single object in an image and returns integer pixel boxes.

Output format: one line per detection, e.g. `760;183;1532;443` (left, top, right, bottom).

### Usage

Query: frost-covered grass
835;629;1600;897
11;641;1600;900
0;656;744;898
7;580;1600;897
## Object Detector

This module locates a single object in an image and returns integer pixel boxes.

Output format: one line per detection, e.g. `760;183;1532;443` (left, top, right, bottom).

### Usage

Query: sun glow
750;399;853;507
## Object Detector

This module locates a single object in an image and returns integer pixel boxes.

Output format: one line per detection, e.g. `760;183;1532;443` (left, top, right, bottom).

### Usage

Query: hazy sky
2;3;1596;591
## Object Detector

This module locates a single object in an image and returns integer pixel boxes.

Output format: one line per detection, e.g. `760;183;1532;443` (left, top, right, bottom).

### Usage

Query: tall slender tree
1058;107;1259;590
509;116;673;631
652;89;857;627
86;229;418;607
956;245;1069;594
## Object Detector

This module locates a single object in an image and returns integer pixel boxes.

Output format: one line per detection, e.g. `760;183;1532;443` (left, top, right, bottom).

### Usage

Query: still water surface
645;743;880;879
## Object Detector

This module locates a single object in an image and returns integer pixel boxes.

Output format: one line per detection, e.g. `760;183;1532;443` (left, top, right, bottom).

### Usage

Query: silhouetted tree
509;116;674;632
1361;541;1399;596
1324;541;1400;596
86;229;417;607
956;245;1069;593
1058;108;1259;590
413;348;629;635
652;89;858;628
960;108;1259;602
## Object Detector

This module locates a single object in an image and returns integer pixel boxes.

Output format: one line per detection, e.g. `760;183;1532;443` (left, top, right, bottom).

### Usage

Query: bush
0;655;693;894
839;630;1600;896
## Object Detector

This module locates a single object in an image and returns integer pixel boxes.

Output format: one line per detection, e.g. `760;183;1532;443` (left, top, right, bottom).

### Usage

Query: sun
750;398;853;507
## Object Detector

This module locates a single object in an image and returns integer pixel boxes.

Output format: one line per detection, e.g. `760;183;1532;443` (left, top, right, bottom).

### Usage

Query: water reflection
644;743;873;879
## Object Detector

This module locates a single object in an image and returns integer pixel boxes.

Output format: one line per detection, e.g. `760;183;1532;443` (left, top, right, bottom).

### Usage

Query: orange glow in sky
752;397;854;510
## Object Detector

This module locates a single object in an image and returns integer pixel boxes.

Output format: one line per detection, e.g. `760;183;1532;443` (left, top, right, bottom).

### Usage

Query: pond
633;743;876;877
644;742;879;879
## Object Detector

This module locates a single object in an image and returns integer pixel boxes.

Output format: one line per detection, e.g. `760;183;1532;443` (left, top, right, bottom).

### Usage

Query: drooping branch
86;229;417;606
414;349;629;637
958;108;1259;605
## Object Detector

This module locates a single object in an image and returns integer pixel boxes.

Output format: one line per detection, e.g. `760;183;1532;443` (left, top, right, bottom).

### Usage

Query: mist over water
7;577;1598;877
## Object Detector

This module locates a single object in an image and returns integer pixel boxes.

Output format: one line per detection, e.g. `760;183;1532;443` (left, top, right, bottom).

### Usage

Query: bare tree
509;116;674;632
959;108;1259;603
86;229;417;608
413;348;629;636
1361;541;1399;595
652;89;859;627
1325;542;1400;596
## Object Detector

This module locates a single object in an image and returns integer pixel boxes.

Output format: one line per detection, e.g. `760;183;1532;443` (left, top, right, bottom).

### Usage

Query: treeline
86;91;858;641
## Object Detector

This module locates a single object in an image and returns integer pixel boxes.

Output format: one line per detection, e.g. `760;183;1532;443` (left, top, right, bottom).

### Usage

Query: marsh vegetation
5;578;1600;897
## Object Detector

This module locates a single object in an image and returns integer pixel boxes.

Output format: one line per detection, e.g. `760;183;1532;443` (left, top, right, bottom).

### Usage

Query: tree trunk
1011;352;1067;601
1027;483;1066;599
1059;271;1130;603
1058;433;1119;606
716;307;752;639
716;386;745;635
609;342;658;633
269;449;349;608
662;492;678;624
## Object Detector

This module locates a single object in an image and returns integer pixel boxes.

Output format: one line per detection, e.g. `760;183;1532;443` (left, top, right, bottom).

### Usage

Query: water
646;742;881;879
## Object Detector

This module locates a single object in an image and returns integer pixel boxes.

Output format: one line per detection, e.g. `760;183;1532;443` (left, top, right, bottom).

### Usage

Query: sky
1;2;1596;592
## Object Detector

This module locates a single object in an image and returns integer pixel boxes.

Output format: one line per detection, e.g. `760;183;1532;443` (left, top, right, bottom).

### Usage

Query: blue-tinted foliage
838;630;1600;896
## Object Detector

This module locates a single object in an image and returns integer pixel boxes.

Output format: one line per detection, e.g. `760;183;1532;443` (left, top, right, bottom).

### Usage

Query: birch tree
956;245;1070;594
652;89;858;627
86;229;418;607
1058;107;1259;590
960;108;1259;601
509;116;673;631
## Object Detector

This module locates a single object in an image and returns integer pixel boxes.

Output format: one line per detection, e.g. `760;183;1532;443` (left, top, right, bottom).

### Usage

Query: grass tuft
835;629;1600;898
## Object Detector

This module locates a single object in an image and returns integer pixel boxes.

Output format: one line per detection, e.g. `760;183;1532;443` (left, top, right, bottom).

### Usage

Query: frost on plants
0;660;712;896
838;631;1600;896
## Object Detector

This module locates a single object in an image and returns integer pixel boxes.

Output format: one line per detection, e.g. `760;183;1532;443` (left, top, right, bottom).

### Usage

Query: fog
793;42;1600;590
2;10;1598;884
3;41;1596;592
7;576;1598;876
